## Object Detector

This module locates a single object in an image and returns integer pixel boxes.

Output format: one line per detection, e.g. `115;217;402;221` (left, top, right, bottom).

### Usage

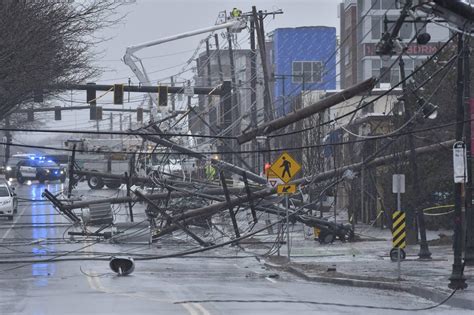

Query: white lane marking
194;303;211;315
182;303;200;315
0;204;28;241
266;277;277;284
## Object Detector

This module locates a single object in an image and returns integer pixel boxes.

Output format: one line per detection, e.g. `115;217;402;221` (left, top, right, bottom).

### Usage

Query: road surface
0;182;469;314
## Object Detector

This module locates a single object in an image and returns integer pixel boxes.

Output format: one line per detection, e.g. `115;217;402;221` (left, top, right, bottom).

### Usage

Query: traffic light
158;86;168;106
54;106;61;120
137;107;143;122
114;84;124;105
87;82;97;105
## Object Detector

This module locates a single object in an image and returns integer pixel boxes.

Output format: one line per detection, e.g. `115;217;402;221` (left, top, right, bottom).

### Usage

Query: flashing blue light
30;156;35;160
48;160;53;163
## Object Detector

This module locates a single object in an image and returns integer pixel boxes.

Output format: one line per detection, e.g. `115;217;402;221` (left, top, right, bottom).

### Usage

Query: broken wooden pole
125;172;134;222
242;172;258;223
219;171;241;238
61;186;250;211
161;140;455;229
139;132;267;185
134;190;211;247
237;78;377;144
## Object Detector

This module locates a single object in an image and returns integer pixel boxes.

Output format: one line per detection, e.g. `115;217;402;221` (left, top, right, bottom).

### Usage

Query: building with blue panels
271;27;336;117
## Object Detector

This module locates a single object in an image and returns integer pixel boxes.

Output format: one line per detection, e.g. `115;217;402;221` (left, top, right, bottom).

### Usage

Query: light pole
449;33;468;290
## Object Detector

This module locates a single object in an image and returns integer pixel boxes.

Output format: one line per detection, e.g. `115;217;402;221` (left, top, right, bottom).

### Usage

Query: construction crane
123;14;247;120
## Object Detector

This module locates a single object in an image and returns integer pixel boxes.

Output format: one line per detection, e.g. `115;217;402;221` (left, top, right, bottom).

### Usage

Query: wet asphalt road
0;182;470;315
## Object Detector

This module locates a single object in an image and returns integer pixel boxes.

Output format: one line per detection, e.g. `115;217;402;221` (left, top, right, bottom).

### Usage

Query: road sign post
392;174;406;280
270;152;301;262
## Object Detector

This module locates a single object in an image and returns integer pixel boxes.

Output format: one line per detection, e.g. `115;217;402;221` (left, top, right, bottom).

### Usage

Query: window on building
369;0;380;10
292;61;323;84
381;0;398;10
371;16;382;40
400;21;412;39
361;101;375;115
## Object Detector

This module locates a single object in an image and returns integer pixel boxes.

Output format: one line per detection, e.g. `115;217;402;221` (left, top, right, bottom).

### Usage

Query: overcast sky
19;0;341;146
96;0;340;84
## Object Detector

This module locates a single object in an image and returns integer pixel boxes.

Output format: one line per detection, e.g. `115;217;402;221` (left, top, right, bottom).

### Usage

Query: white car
0;183;18;221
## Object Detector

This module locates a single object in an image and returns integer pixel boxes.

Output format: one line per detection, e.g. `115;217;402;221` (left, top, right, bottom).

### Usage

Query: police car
16;157;66;184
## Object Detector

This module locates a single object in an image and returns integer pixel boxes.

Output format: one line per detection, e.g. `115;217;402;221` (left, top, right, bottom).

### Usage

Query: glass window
292;61;324;84
379;67;391;83
292;62;302;83
381;0;396;10
312;62;323;83
371;16;382;40
400;22;412;39
372;59;381;70
369;0;380;10
0;187;9;197
302;61;312;83
391;69;400;86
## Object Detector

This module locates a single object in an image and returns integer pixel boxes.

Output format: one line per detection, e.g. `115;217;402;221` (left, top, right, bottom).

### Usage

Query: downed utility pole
134;190;211;247
139;131;267;185
236;77;377;144
155;140;455;236
60;185;250;211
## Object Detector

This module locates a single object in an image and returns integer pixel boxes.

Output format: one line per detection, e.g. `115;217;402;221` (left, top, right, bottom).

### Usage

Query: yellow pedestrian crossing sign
270;152;301;183
277;184;297;195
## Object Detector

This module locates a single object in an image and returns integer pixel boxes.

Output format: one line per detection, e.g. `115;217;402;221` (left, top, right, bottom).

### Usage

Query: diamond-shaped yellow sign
270;152;301;183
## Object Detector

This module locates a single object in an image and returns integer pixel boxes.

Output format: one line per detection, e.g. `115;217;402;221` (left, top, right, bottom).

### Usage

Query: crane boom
123;18;246;118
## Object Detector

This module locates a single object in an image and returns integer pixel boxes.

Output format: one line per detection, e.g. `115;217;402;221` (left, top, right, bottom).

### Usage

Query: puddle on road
30;184;57;287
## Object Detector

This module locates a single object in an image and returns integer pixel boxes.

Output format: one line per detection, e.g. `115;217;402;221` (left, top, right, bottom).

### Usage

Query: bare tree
0;0;121;119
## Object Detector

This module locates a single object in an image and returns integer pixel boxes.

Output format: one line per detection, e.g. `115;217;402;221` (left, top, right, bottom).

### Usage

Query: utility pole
464;30;474;266
227;27;239;167
170;76;176;113
252;6;274;122
205;38;213;137
449;33;468;290
109;113;113;139
399;57;431;256
214;34;224;83
119;113;123;150
4;117;11;165
250;16;258;173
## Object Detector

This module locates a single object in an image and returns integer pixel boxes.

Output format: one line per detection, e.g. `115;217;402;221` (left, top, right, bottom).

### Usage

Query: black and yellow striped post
390;210;407;264
392;210;407;250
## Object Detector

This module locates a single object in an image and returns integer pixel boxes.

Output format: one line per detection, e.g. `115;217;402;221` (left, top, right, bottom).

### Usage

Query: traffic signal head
137;107;143;122
114;84;124;105
87;82;97;106
158;86;168;106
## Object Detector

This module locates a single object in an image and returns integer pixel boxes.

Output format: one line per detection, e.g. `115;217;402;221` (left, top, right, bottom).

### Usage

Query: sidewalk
255;224;474;310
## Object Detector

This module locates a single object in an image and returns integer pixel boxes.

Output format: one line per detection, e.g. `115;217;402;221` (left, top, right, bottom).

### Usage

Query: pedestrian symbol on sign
270;152;301;183
280;156;291;179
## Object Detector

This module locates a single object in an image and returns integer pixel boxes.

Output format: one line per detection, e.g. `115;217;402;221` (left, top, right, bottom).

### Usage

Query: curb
264;262;474;310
